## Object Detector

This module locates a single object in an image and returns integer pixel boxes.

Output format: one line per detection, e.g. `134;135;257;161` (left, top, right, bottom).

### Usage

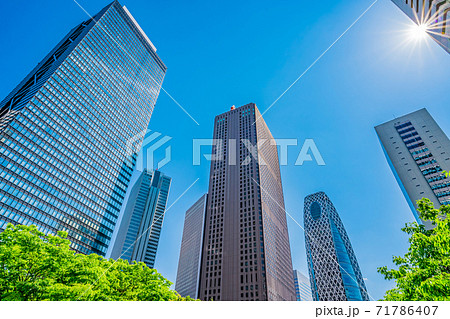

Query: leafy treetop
378;198;450;301
0;224;196;301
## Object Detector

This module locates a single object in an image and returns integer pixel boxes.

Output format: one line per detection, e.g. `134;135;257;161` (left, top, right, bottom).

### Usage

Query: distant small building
175;194;208;299
293;270;312;301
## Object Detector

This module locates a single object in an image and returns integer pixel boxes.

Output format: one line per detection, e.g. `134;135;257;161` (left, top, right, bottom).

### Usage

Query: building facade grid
375;108;450;228
107;169;171;268
304;192;369;301
293;269;313;301
0;1;166;255
175;194;208;299
198;103;296;301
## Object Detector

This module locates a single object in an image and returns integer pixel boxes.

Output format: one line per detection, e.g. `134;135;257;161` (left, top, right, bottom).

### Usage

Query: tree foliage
378;198;450;301
0;224;195;301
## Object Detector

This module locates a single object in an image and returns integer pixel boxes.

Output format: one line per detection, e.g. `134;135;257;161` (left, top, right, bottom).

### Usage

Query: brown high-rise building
198;103;296;301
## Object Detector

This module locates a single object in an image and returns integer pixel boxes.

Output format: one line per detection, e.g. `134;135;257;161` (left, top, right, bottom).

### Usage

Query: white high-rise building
375;108;450;228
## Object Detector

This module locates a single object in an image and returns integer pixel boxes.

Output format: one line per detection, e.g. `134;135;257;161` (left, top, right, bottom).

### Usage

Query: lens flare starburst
395;2;450;54
409;23;430;41
409;2;450;41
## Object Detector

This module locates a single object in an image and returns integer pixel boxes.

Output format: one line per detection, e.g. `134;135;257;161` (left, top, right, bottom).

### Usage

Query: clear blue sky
1;0;449;300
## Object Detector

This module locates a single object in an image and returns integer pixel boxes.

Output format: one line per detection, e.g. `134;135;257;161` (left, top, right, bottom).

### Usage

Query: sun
409;23;429;41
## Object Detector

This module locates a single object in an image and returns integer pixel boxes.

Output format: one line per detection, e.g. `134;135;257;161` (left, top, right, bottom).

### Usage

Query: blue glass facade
0;1;166;256
107;170;171;268
304;192;369;301
329;220;363;301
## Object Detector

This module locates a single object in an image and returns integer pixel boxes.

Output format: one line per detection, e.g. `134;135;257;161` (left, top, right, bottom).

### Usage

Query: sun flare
409;23;429;41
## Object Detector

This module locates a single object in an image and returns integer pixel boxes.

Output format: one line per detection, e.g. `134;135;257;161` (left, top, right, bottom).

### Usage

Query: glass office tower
391;0;450;54
375;108;450;229
293;270;313;301
106;170;171;268
198;103;296;301
304;192;369;301
0;1;166;256
175;194;208;299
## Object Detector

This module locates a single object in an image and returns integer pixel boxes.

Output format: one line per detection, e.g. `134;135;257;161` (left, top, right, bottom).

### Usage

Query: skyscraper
106;170;171;268
375;108;450;228
304;192;369;301
391;0;450;54
198;103;296;301
293;270;313;301
0;1;166;256
175;194;208;299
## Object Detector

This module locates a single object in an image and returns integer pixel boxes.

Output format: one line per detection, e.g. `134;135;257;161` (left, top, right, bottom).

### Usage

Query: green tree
378;198;450;301
0;224;196;301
